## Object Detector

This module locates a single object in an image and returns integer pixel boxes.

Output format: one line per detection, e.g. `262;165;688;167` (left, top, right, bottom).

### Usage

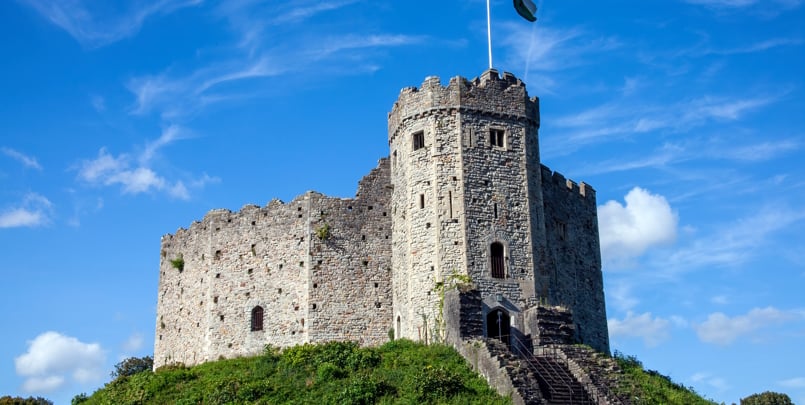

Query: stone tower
388;69;608;353
155;69;610;370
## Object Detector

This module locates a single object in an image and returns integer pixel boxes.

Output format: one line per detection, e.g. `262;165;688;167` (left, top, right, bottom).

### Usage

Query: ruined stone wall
155;160;393;368
306;160;393;345
540;165;609;353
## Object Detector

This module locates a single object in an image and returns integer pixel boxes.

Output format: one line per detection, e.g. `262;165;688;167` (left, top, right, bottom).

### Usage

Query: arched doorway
486;309;510;347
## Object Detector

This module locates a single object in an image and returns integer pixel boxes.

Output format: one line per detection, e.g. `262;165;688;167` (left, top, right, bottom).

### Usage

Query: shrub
111;356;154;380
412;365;464;400
170;256;184;271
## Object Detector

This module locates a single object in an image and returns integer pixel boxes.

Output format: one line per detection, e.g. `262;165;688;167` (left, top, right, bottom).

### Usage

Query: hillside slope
75;340;718;405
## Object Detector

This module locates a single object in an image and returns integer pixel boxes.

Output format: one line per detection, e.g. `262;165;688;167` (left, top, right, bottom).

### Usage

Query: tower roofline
388;70;540;143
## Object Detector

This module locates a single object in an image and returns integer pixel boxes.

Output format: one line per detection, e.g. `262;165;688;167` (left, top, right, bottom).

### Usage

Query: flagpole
486;0;493;69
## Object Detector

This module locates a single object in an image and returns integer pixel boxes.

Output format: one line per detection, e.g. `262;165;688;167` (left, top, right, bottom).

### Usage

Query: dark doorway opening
486;309;510;347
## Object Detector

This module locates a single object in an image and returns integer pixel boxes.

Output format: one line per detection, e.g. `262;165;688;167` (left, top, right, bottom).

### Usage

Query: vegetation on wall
431;272;473;344
169;255;184;272
315;223;332;241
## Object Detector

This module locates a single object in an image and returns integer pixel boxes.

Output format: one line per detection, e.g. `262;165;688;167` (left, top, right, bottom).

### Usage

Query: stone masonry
154;69;609;369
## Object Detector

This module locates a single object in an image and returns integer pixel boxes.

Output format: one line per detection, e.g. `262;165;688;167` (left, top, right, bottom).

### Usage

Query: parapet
163;159;391;242
388;69;540;142
540;164;596;200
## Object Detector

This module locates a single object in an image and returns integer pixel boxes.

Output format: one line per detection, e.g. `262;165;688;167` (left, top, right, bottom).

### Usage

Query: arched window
251;306;264;331
491;242;505;278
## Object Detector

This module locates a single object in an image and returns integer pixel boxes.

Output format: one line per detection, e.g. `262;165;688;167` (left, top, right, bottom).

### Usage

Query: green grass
76;342;721;405
613;351;719;405
77;340;510;405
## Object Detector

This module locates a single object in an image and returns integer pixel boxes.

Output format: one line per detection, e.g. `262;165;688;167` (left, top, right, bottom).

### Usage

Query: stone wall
154;160;393;368
155;69;610;369
540;166;609;353
388;70;543;343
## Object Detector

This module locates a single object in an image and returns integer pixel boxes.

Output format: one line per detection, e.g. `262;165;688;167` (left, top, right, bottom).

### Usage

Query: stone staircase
529;353;595;404
483;338;545;404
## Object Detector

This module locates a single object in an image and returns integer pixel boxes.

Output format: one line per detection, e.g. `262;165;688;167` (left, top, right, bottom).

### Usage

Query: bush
111;356;154;380
412;365;465;400
741;391;794;405
316;362;345;382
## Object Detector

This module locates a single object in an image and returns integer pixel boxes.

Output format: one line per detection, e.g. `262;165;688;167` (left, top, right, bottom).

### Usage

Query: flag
514;0;537;22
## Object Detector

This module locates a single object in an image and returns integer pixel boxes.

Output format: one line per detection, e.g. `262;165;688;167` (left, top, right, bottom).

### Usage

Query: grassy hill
74;340;718;405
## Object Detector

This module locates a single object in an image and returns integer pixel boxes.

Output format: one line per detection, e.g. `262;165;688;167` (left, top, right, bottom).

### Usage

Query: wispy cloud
690;372;731;393
2;147;43;170
694;306;804;345
15;331;106;393
20;0;202;48
75;125;216;200
501;23;621;72
545;93;780;156
778;377;805;389
683;0;802;10
0;193;53;228
581;137;799;176
609;311;672;347
269;0;360;25
659;205;805;272
120;333;144;356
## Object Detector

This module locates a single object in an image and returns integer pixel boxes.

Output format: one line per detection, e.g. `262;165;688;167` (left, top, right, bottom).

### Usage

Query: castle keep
154;70;609;374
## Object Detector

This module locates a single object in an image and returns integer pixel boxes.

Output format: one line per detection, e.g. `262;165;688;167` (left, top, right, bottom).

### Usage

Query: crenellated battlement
388;69;539;143
540;164;596;201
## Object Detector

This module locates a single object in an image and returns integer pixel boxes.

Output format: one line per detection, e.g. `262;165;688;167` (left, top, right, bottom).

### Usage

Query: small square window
412;131;425;151
489;129;505;148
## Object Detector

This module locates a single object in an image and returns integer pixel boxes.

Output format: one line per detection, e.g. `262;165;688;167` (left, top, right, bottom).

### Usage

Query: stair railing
509;334;585;404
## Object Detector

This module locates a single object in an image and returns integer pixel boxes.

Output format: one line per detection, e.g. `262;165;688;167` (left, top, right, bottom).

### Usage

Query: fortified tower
388;70;608;353
155;69;609;371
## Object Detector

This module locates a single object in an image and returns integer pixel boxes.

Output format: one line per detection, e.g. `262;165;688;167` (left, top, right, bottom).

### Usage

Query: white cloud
269;0;360;25
0;193;53;228
75;126;206;200
691;372;731;392
684;0;802;9
20;0;202;48
122;333;144;353
2;147;43;170
90;95;106;112
711;295;730;305
21;376;65;393
778;377;805;388
663;205;805;272
15;331;106;393
609;311;672;347
607;281;639;311
694;307;802;345
598;187;678;264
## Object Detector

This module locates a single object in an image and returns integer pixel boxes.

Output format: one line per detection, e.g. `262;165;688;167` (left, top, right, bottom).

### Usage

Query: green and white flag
514;0;537;22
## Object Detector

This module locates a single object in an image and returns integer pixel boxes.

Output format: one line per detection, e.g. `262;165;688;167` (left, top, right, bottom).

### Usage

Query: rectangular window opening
412;131;425;151
448;191;454;219
489;129;505;148
419;194;425;209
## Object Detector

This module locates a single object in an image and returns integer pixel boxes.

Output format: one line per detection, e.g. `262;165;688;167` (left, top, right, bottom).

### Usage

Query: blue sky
1;0;803;404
